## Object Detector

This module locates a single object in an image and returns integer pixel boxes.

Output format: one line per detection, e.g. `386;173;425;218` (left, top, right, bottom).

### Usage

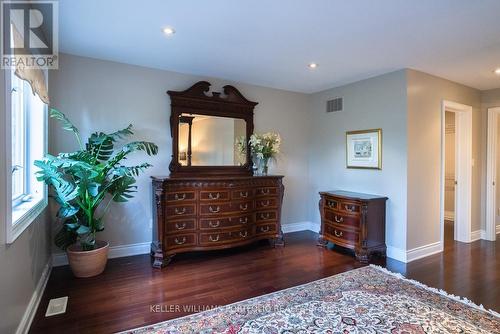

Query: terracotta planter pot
67;241;109;278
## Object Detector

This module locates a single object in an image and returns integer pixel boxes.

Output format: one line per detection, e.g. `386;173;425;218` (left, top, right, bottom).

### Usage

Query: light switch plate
45;296;68;317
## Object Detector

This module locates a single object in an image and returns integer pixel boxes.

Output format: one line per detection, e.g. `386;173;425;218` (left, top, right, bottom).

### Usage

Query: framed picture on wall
346;129;382;169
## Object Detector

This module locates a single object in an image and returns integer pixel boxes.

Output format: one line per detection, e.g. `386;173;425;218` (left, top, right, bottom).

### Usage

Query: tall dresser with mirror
151;81;284;268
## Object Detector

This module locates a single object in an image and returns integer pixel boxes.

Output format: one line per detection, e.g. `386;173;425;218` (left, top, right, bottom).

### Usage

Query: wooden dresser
318;190;387;262
151;176;284;268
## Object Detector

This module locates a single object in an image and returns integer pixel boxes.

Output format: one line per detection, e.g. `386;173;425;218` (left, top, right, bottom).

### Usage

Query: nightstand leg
317;235;328;248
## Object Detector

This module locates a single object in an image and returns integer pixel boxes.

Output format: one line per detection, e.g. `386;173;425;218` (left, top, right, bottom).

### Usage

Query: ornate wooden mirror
167;81;257;177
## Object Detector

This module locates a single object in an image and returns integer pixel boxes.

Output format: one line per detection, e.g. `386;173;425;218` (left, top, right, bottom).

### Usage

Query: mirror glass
178;114;247;166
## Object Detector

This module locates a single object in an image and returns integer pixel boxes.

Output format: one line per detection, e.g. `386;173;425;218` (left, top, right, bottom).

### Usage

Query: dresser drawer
166;219;196;233
324;197;340;210
255;187;279;198
324;223;359;246
339;200;361;215
256;223;277;235
199;214;252;230
200;190;230;201
199;228;253;246
166;233;197;249
231;189;253;200
166;204;196;218
200;200;253;216
324;210;360;229
166;191;196;202
256;198;278;209
256;210;278;222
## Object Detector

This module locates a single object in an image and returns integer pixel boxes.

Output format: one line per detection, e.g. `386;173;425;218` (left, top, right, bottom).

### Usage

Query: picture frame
346;129;382;169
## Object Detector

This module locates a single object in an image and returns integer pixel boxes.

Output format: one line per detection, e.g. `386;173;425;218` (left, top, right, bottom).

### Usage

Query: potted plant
35;109;158;277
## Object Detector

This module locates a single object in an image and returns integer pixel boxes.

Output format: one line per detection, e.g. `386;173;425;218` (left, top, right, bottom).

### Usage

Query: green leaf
50;109;80;138
109;176;137;202
108;124;133;141
76;225;90;235
57;204;79;218
112;163;152;177
54;226;77;250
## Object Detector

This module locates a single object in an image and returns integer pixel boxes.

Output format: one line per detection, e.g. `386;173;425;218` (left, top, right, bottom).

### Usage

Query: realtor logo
1;0;58;69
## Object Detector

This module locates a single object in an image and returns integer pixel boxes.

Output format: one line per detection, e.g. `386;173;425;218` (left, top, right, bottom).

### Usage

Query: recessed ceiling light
495;68;500;75
308;63;318;69
163;27;175;36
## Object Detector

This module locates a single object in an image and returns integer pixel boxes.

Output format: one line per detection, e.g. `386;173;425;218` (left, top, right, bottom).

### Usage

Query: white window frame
3;70;48;244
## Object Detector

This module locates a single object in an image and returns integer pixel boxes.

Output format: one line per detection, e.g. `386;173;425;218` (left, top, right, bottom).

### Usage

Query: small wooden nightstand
318;190;387;263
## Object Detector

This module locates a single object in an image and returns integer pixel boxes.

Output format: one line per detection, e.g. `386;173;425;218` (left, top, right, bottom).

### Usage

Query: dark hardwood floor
30;226;499;334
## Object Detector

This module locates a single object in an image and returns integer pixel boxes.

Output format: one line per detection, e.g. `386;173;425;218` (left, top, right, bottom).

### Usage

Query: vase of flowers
248;132;281;175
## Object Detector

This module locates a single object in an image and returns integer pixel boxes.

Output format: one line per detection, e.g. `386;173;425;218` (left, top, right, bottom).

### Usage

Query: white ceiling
58;0;500;93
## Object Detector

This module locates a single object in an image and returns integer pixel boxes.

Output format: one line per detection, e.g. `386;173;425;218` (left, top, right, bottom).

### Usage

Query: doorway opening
440;100;472;244
485;107;500;241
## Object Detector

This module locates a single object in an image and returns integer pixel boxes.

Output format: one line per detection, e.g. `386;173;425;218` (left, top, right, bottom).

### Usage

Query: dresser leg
317;235;328;248
272;229;285;247
151;242;175;269
355;248;370;263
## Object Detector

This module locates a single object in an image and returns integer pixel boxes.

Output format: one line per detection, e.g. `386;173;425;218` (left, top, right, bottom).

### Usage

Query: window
5;69;48;243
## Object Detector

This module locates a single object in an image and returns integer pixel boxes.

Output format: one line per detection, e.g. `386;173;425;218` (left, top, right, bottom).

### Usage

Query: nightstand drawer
324;224;359;247
324;210;360;229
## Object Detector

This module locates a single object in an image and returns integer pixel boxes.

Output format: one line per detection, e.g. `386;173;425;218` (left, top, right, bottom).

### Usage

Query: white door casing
441;100;472;244
485;107;500;241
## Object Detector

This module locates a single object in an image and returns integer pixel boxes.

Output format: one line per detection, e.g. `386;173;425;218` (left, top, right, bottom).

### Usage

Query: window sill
7;196;48;244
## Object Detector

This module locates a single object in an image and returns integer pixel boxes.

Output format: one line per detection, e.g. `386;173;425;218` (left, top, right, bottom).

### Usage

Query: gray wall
308;70;408;252
407;69;482;249
0;70;52;334
49;54;311;253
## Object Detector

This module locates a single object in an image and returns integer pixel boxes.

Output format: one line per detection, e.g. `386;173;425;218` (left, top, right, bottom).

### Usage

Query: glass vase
261;157;270;176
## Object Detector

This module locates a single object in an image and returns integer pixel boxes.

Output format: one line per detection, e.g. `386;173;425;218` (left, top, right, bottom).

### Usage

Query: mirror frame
167;81;257;177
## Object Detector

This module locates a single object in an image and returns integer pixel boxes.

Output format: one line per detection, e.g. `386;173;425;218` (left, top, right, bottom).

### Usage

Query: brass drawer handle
240;203;248;211
344;204;356;212
334;215;344;223
174;236;186;245
327;201;336;208
175;207;186;215
174;193;186;201
261;189;270;195
239;217;248;224
209;206;220;213
260;226;270;233
239;231;248;238
334;230;343;237
260;213;271;220
261;200;270;207
240;191;248;198
209;234;220;242
175;222;186;230
209;192;220;200
209;220;220;228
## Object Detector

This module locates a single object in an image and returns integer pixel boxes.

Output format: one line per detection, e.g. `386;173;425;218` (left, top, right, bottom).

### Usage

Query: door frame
440;100;472;244
485;107;500;241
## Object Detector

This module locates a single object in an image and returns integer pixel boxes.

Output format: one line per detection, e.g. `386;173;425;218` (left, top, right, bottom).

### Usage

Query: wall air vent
326;97;343;113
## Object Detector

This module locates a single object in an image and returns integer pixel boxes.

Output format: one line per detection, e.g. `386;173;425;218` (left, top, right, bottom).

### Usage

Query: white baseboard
386;246;406;263
387;241;443;263
282;221;320;234
16;260;52;334
470;230;483;242
444;210;455;221
52;241;151;267
406;241;443;262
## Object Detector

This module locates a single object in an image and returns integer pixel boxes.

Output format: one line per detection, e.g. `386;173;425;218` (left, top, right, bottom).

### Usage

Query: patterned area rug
121;265;499;333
